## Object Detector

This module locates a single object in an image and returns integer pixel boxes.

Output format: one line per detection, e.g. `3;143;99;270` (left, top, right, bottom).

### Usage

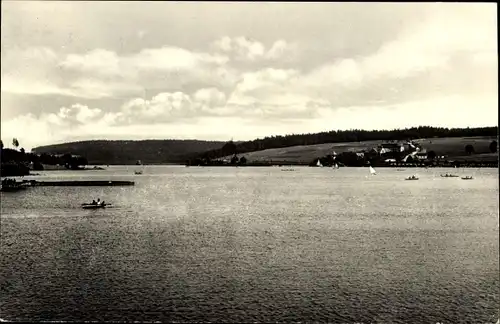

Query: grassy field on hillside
236;136;498;163
414;136;496;156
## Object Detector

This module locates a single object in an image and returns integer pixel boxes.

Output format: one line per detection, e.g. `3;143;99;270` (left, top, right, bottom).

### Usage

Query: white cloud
2;44;231;100
1;78;75;97
1;47;71;96
1;3;497;147
266;40;289;60
212;36;296;61
193;88;227;111
3;93;496;151
232;68;299;95
129;47;228;71
112;87;229;124
60;49;122;76
119;91;193;123
295;3;497;97
69;78;143;99
60;46;228;78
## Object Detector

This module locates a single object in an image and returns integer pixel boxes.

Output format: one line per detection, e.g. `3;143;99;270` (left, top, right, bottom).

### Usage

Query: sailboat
332;163;339;169
134;160;144;175
369;165;377;175
316;160;323;167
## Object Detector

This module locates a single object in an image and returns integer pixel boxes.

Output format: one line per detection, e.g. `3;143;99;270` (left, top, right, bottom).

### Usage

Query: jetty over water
23;180;135;187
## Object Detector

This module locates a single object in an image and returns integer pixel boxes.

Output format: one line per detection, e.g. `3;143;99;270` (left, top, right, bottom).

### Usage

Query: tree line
311;140;498;167
32;139;227;165
197;126;498;160
1;138;89;176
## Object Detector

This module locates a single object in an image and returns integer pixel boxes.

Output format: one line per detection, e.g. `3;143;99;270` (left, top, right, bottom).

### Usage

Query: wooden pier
22;180;135;187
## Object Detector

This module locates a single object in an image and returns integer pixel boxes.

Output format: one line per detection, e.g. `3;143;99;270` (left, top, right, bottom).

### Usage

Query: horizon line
20;125;498;150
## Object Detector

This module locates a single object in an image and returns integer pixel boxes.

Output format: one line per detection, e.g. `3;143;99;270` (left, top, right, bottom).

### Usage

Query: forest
4;126;497;166
196;126;498;160
32;139;228;165
1;138;89;176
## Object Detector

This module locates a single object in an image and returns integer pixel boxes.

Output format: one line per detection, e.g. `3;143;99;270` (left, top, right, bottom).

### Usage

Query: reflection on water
1;166;499;322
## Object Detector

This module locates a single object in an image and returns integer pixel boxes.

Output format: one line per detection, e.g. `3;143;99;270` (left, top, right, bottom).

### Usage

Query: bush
465;144;475;155
489;140;497;153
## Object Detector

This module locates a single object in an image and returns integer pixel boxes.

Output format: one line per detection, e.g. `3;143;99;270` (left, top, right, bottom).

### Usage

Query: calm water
1;166;498;323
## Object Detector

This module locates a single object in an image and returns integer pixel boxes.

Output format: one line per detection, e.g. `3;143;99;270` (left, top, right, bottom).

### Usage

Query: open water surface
1;166;498;322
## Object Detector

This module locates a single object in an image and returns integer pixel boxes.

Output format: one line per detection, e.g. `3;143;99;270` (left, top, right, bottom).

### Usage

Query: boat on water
281;165;296;171
369;166;377;175
134;159;144;174
81;202;110;209
316;160;323;167
1;179;30;192
332;163;339;169
441;173;459;178
461;176;474;180
405;175;419;180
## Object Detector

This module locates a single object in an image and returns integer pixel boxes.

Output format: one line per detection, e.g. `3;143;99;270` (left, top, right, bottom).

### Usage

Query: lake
1;166;498;323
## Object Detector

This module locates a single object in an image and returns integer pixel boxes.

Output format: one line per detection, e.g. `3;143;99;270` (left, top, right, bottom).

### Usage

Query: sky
1;2;497;150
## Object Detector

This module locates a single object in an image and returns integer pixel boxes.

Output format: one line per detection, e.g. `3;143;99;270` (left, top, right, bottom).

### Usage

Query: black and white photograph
0;1;498;323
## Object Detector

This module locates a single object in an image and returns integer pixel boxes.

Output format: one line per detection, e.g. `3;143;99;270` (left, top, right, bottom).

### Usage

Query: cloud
224;68;330;119
212;36;296;61
118;92;194;123
3;93;496;151
2;44;231;100
69;78;144;99
60;46;228;77
100;87;229;125
1;3;497;148
56;104;102;124
60;49;122;76
1;47;72;96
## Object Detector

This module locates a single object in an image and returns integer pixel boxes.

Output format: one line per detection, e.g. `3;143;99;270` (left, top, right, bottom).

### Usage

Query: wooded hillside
32;140;227;165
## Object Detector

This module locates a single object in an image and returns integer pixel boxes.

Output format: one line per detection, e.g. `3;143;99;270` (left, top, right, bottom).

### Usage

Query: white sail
316;160;323;167
334;163;339;169
369;166;376;175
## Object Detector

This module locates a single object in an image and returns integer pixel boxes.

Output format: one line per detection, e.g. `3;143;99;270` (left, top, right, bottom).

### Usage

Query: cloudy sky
1;2;497;150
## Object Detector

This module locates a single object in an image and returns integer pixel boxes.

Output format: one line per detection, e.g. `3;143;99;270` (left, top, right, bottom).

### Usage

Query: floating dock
22;180;135;187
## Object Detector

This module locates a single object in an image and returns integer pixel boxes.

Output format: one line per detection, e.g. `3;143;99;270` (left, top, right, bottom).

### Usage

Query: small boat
369;166;377;175
405;175;419;180
134;171;143;175
461;176;473;180
440;173;459;178
1;179;30;192
316;160;323;167
81;203;110;209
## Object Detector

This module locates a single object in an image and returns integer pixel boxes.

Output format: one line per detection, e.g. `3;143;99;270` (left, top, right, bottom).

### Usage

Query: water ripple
1;166;498;322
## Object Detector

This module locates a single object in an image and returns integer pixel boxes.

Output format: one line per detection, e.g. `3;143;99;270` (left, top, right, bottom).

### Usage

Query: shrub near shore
1;139;89;177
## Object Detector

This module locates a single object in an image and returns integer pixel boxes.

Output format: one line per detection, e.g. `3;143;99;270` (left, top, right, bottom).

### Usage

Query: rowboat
81;203;110;209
